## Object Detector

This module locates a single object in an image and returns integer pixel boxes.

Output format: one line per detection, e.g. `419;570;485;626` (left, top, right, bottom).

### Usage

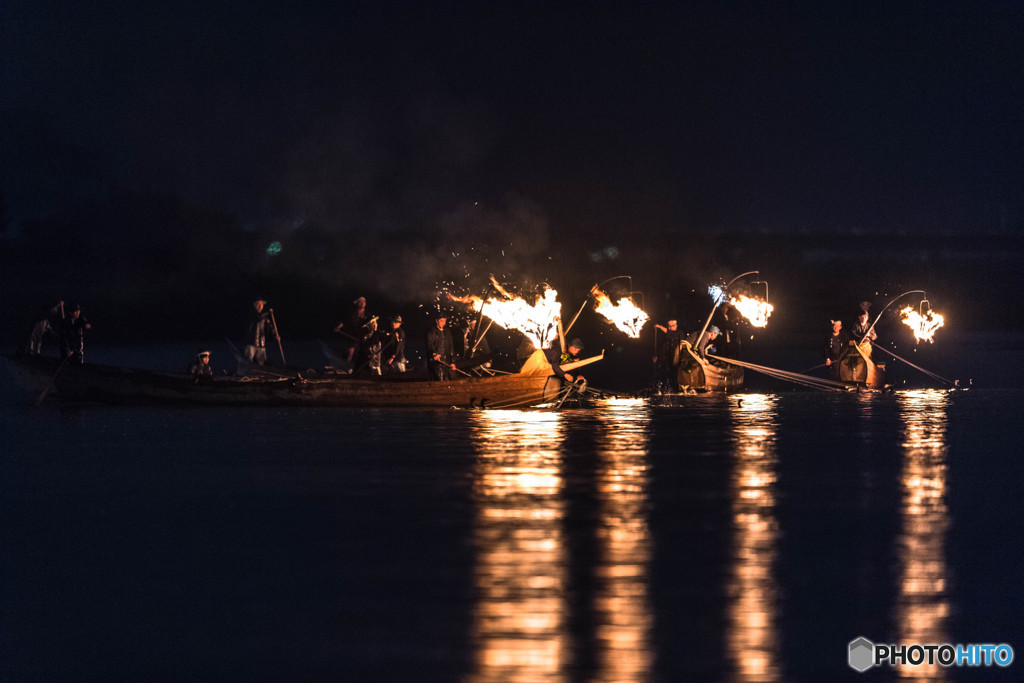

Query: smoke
266;89;561;305
328;194;553;304
275;91;492;234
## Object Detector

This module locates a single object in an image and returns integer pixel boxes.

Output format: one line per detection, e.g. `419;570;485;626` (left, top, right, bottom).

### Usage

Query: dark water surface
2;350;1023;680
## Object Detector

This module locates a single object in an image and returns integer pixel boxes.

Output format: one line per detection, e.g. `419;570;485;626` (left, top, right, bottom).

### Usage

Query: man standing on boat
461;317;490;360
653;319;682;393
546;338;585;384
824;319;853;378
244;299;279;366
60;303;91;364
355;316;383;376
426;313;457;380
852;309;877;343
334;296;369;362
381;315;407;374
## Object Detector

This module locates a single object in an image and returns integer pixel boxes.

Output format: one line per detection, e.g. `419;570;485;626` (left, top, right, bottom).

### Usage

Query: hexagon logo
848;637;875;672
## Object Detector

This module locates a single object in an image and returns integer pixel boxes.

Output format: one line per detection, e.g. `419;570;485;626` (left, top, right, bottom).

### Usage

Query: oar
35;355;71;406
269;309;286;365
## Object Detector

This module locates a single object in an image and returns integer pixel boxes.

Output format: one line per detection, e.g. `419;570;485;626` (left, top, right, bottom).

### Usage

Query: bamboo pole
269;309;286;365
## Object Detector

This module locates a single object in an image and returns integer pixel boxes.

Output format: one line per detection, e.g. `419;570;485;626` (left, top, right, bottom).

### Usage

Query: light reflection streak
593;400;654;681
726;393;781;681
896;390;950;680
469;410;569;682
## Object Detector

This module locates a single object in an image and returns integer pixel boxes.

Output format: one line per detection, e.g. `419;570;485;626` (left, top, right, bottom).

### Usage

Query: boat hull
676;343;744;391
838;342;886;389
7;351;600;408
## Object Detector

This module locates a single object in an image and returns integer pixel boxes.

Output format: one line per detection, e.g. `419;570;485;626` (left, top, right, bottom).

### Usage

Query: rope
708;354;852;392
872;345;953;385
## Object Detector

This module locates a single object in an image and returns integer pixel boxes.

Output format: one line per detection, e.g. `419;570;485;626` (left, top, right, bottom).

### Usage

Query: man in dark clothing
653;319;682;393
381;315;407;374
188;350;213;378
61;304;90;364
355;317;383;376
244;299;279;365
852;310;877;344
717;304;741;359
334;296;368;362
825;319;853;379
545;338;585;384
462;318;491;359
426;313;457;381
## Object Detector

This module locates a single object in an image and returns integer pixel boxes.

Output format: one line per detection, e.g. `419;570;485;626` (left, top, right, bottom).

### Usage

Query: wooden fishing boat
6;350;603;408
676;341;744;391
837;341;886;389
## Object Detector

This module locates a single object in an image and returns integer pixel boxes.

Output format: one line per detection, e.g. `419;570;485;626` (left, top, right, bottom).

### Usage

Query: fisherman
188;350;213;378
653;319;682;393
355;316;383;376
852;310;877;343
334;296;368;362
21;299;64;356
426;312;457;380
694;325;721;361
824;319;853;379
381;315;407;374
244;299;278;366
60;303;91;364
546;337;585;384
462;318;490;359
717;303;741;358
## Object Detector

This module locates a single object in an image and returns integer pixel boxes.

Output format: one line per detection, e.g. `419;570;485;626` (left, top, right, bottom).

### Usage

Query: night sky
2;1;1022;337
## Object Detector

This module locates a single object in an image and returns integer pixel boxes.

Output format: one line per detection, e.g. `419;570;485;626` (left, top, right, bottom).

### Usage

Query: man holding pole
653;319;682;393
426;312;457;381
244;299;280;366
60;303;91;364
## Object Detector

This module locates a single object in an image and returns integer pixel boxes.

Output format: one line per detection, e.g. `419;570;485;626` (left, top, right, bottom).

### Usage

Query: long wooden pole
860;290;924;345
269;309;286;365
563;284;598;338
695;270;759;351
872;345;952;385
470;320;493;355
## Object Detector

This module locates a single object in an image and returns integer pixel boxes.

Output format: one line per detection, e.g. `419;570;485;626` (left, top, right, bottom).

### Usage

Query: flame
729;295;774;328
708;286;773;328
450;277;562;349
592;289;649;338
900;306;944;343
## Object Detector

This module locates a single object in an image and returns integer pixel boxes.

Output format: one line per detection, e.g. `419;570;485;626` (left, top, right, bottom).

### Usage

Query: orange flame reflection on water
470;410;568;682
593;399;653;681
896;390;950;680
468;403;655;681
727;393;781;681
